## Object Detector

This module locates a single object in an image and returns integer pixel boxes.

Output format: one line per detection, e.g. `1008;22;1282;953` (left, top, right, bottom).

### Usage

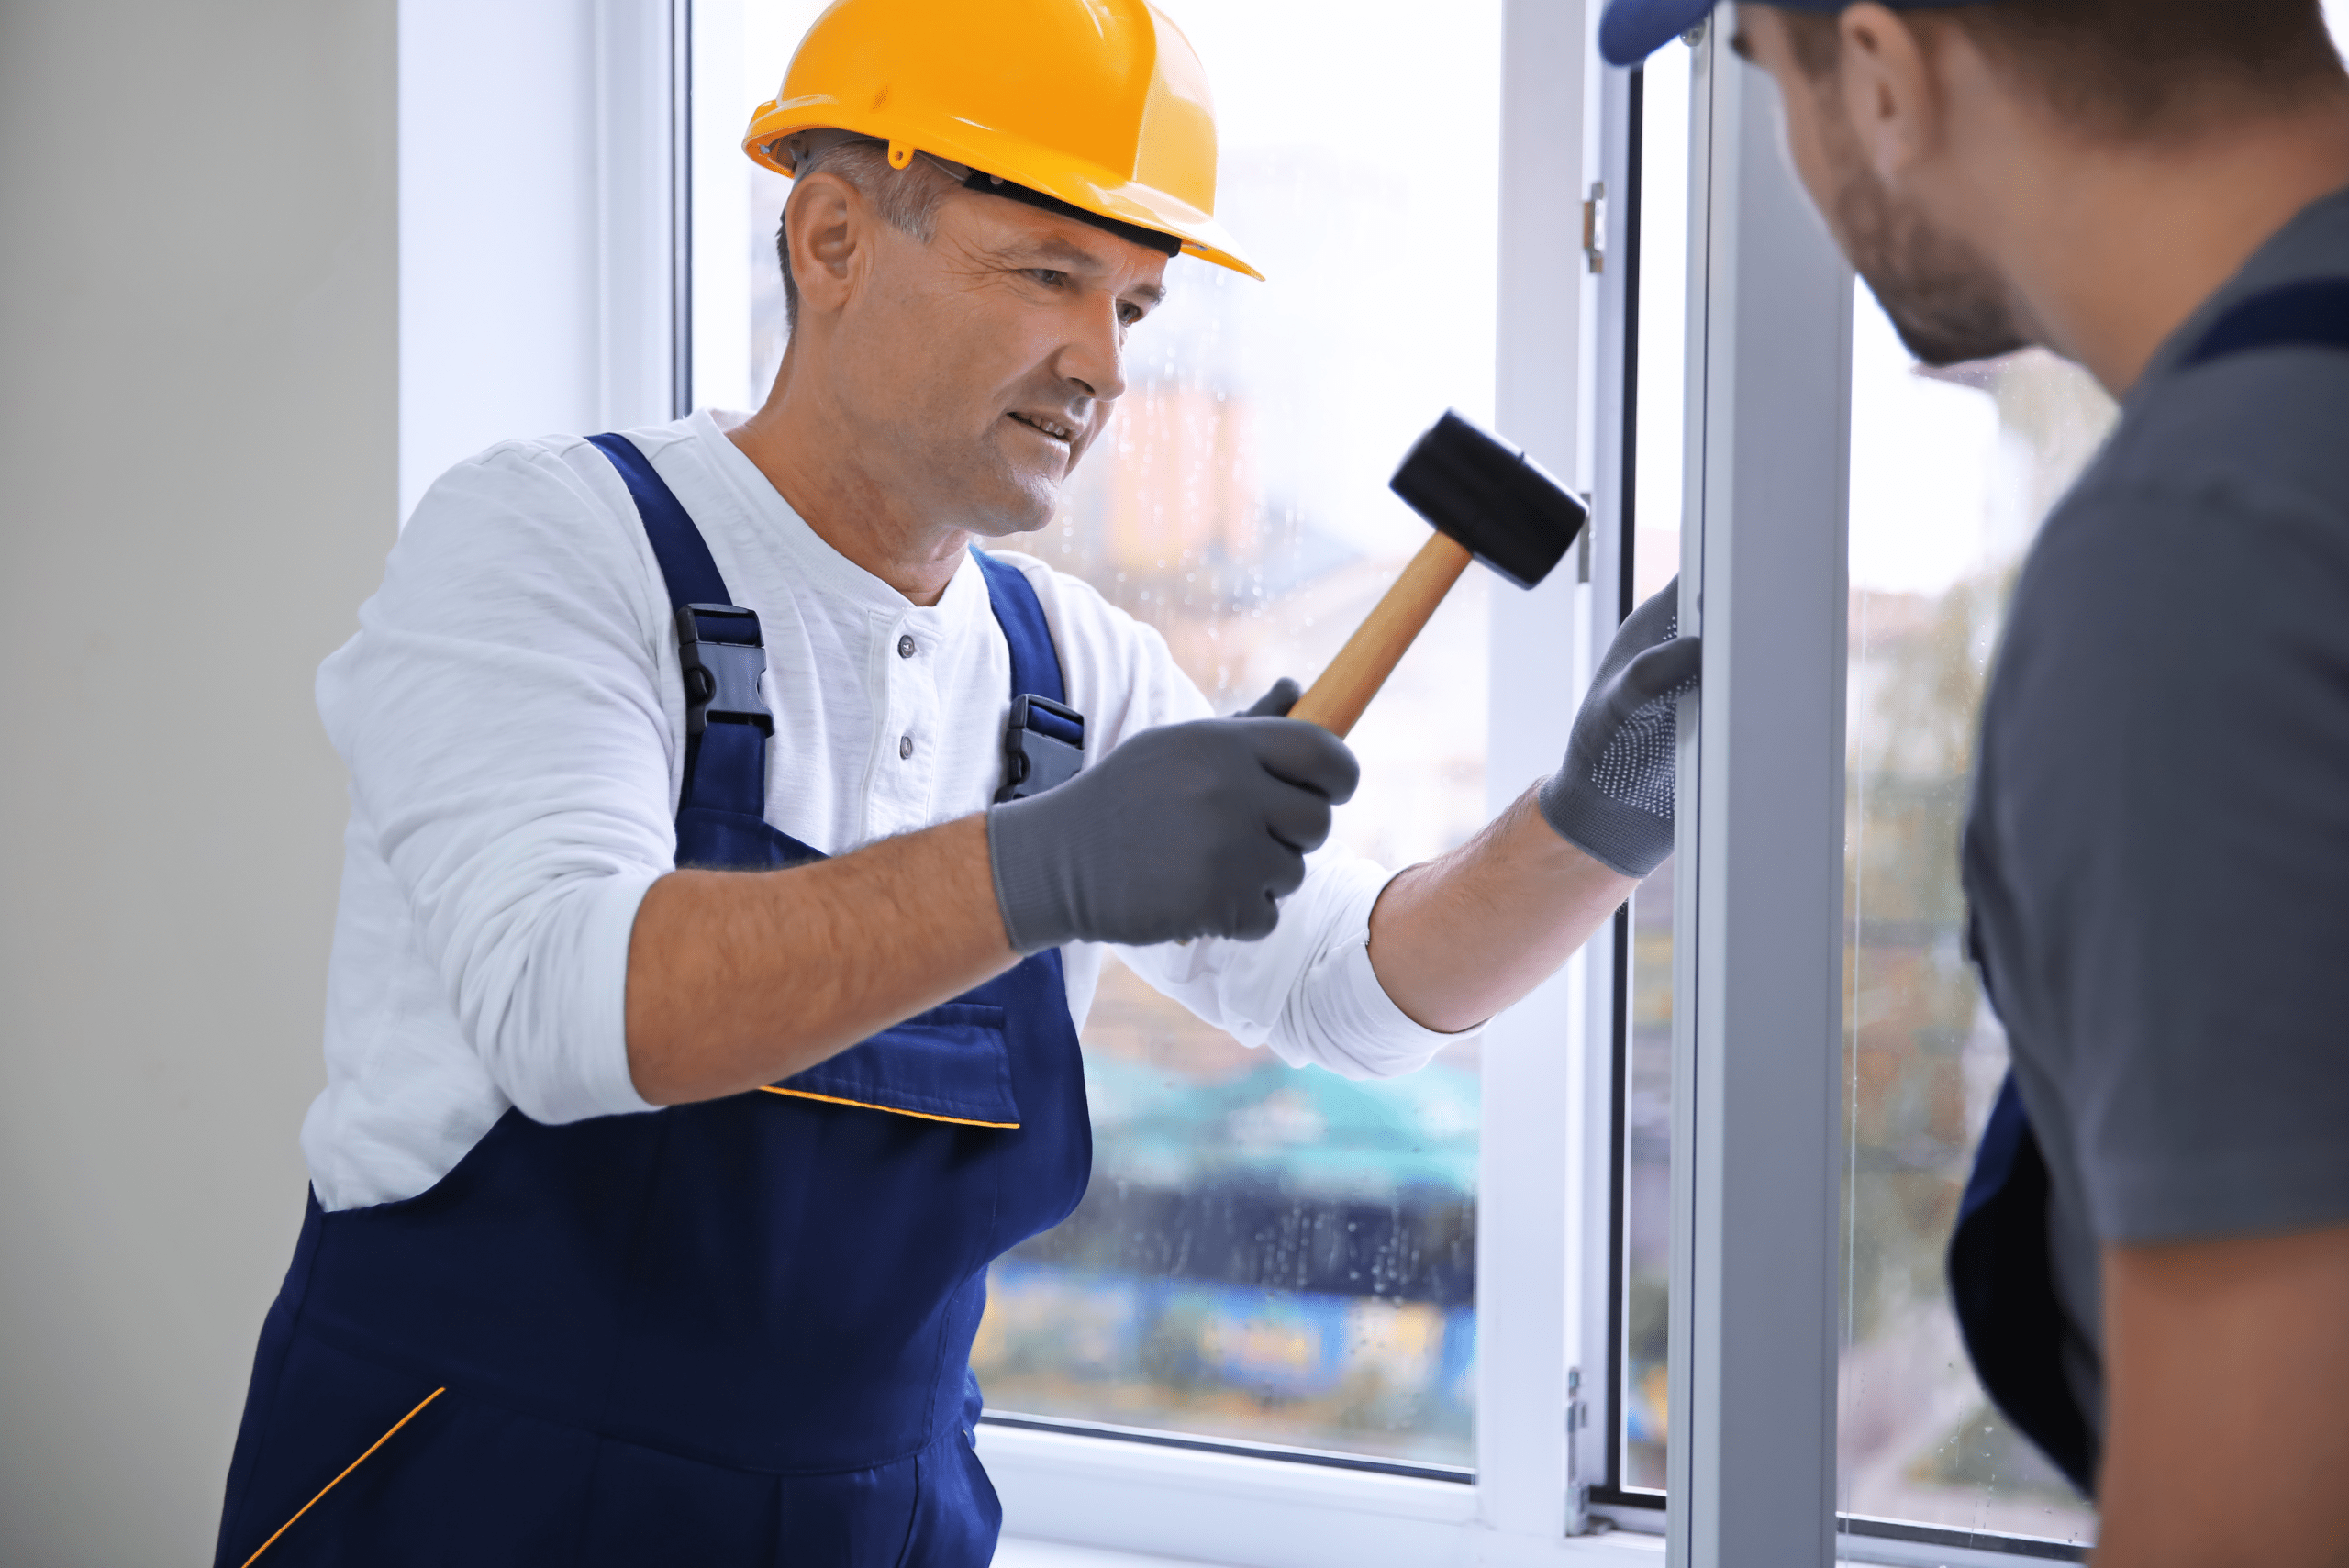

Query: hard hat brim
743;98;1264;282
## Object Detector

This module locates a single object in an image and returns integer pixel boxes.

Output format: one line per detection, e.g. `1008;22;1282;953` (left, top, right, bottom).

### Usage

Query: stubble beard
1823;122;2031;367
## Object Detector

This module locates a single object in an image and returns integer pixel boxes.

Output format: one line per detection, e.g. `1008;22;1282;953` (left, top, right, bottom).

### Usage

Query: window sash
654;0;1658;1559
1657;20;1854;1565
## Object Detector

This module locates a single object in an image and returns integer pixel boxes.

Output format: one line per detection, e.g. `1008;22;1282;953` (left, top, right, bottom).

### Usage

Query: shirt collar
2131;183;2349;400
687;408;987;641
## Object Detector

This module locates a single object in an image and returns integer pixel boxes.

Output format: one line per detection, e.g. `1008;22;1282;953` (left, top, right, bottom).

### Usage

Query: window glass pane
1835;296;2111;1544
692;0;1502;1468
1618;38;1692;1496
690;0;806;417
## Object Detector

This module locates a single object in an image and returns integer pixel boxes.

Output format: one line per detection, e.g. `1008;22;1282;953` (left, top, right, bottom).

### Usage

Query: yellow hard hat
741;0;1261;281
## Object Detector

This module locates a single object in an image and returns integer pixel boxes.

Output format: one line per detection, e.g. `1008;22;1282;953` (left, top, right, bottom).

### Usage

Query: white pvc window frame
1661;20;1853;1565
1572;18;1855;1562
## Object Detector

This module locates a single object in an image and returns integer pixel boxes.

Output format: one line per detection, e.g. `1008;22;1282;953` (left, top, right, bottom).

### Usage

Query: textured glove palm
1538;578;1701;878
987;680;1359;952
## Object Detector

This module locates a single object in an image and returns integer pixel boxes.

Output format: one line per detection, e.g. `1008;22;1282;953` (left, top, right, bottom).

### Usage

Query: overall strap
586;433;773;821
969;548;1066;704
586;433;731;605
2184;277;2349;367
1948;1073;2098;1494
970;548;1086;802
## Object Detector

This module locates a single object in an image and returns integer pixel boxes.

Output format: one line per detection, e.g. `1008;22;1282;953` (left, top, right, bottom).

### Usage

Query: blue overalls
1950;277;2349;1499
214;433;1093;1566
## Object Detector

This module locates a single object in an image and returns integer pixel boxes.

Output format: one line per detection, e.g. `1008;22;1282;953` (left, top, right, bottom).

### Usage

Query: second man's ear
1837;2;1944;183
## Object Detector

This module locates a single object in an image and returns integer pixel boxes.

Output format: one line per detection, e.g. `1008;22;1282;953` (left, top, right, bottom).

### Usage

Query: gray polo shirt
1963;184;2349;1440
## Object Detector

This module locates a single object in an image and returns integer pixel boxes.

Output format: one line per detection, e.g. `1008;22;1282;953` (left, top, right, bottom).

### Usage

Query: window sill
1000;1539;1665;1568
999;1539;1230;1568
1004;1510;2082;1568
984;1423;1667;1567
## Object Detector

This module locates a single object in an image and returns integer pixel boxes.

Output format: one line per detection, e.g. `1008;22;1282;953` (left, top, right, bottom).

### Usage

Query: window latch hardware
1583;183;1608;274
1565;1365;1592;1535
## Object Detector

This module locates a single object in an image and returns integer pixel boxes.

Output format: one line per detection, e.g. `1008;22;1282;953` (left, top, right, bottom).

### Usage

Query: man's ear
1837;2;1943;183
783;172;863;320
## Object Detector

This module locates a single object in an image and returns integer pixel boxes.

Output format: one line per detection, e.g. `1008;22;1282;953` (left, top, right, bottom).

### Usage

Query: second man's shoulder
2091;338;2349;543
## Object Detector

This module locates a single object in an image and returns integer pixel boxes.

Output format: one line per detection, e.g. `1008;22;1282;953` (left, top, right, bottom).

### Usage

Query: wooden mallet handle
1286;531;1474;738
1287;409;1584;738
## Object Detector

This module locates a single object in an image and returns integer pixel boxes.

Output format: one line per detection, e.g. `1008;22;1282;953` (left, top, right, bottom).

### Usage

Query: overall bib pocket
767;1003;1019;1128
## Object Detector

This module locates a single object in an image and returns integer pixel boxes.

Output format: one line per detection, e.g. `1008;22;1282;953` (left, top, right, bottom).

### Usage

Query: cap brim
1598;0;1719;65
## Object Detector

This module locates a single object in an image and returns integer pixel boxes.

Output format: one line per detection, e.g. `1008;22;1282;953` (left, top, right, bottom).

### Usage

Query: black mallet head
1389;410;1588;591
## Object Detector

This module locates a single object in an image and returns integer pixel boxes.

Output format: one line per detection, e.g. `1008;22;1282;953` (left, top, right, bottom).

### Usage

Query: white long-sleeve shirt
304;410;1458;1212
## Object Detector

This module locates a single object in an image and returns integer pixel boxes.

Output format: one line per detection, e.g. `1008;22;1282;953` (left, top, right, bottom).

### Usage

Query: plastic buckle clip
676;603;774;738
995;693;1085;802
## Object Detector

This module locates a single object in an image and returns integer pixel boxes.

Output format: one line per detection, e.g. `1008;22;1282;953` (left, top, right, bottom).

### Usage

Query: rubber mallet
1288;410;1589;737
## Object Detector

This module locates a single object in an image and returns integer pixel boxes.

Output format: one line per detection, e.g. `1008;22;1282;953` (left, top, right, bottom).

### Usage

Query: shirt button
897;634;917;659
899;734;914;760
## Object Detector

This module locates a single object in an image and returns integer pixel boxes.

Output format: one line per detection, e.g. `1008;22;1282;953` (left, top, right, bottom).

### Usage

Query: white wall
0;4;396;1562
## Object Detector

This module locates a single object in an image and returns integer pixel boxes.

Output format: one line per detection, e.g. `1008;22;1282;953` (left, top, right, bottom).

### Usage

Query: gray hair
774;135;961;332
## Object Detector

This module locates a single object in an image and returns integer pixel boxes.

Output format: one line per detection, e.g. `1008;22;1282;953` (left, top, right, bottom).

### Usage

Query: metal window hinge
1565;1365;1592;1534
1582;182;1608;274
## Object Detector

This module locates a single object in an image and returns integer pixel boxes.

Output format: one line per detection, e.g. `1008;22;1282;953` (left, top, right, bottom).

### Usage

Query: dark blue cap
1598;0;1977;68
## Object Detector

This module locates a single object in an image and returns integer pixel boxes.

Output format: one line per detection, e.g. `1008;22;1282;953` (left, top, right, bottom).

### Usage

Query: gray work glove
987;678;1358;951
1538;578;1702;878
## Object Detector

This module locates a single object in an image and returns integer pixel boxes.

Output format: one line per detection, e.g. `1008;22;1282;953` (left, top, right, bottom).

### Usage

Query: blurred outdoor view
692;0;1504;1466
1616;34;2115;1546
1836;298;2111;1547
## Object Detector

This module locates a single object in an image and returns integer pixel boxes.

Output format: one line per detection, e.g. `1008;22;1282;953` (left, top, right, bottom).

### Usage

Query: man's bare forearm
624;815;1018;1104
2097;1225;2349;1567
1367;785;1638;1035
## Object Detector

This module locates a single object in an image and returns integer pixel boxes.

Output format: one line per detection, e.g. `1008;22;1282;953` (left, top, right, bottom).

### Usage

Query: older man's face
830;188;1169;539
1736;5;2026;366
